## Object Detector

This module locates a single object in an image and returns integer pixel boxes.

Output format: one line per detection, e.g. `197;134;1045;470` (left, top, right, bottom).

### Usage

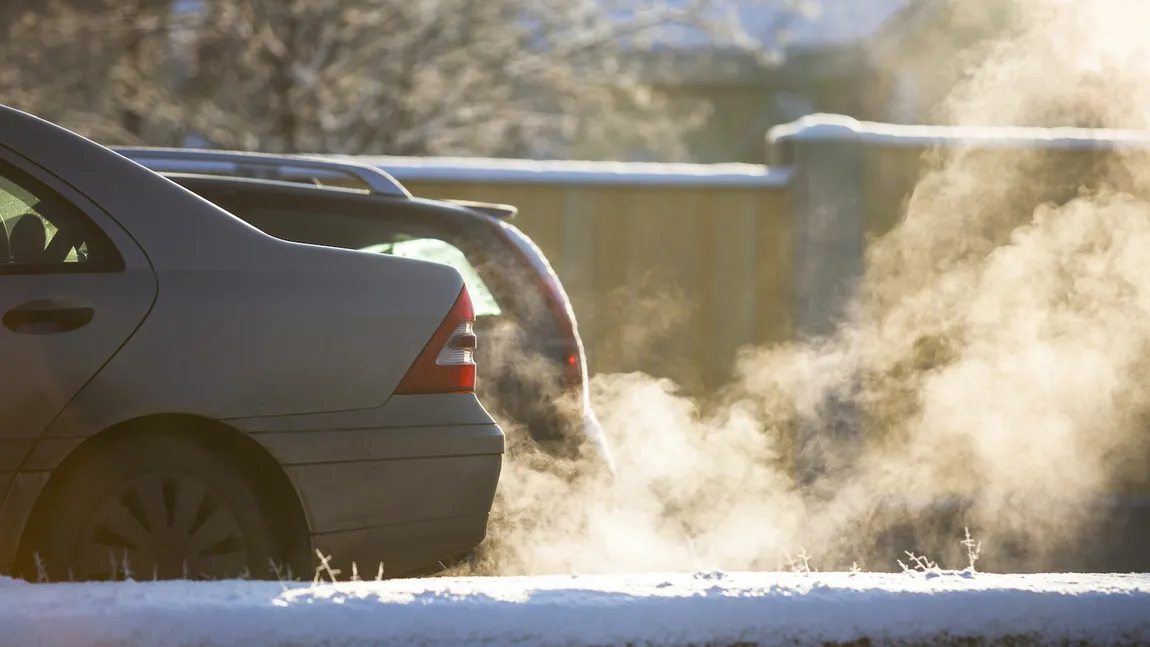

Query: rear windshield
360;237;501;316
200;196;504;318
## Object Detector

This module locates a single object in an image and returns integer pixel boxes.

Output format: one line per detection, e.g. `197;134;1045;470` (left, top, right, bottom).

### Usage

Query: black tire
36;433;280;582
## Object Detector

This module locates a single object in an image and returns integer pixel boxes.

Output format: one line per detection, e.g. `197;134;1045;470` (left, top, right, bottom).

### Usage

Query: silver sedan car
0;106;504;582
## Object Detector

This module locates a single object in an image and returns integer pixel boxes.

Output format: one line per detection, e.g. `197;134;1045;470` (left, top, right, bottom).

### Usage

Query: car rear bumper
291;449;500;577
267;426;502;577
310;511;491;578
228;394;504;577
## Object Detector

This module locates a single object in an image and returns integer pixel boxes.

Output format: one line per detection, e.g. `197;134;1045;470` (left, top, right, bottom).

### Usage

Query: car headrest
10;213;46;263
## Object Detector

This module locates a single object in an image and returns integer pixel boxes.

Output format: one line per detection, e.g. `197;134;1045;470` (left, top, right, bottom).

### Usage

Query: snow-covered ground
3;570;1149;647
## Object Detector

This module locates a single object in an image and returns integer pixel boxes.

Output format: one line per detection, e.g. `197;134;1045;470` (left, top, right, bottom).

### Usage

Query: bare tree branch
1;0;812;160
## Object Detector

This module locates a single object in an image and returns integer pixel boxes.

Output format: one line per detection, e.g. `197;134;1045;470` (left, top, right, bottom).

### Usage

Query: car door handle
3;298;95;334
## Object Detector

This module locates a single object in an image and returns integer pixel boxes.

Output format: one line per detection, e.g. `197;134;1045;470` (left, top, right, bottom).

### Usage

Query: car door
0;148;158;478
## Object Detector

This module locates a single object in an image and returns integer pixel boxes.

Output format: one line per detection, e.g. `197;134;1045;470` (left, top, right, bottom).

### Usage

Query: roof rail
111;147;412;198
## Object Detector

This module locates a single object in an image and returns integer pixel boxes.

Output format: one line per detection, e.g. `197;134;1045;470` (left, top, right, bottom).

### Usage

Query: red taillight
565;350;581;387
395;286;476;395
541;275;582;391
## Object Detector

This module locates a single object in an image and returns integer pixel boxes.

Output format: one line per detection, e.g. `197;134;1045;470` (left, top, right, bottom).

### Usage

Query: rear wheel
36;433;280;581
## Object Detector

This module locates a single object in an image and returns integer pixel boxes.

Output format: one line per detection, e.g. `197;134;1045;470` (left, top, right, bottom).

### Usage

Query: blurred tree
0;0;816;160
0;0;182;144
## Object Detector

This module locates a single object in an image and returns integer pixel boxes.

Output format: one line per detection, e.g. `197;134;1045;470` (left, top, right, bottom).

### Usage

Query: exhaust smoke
457;0;1150;576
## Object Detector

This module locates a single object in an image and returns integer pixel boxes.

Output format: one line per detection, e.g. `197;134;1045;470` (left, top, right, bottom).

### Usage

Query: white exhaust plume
457;0;1150;577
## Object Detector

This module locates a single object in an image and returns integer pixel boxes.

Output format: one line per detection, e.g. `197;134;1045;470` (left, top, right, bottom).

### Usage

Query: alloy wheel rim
79;473;248;580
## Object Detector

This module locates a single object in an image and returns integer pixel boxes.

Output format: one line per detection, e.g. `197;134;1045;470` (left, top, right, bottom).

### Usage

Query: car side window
361;237;503;318
0;159;120;273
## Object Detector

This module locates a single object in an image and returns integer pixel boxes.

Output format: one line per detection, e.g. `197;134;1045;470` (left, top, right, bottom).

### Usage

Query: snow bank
3;570;1149;647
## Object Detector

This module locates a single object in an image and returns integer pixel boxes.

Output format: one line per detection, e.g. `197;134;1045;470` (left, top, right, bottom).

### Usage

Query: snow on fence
767;112;1150;164
3;571;1149;647
324;154;791;188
